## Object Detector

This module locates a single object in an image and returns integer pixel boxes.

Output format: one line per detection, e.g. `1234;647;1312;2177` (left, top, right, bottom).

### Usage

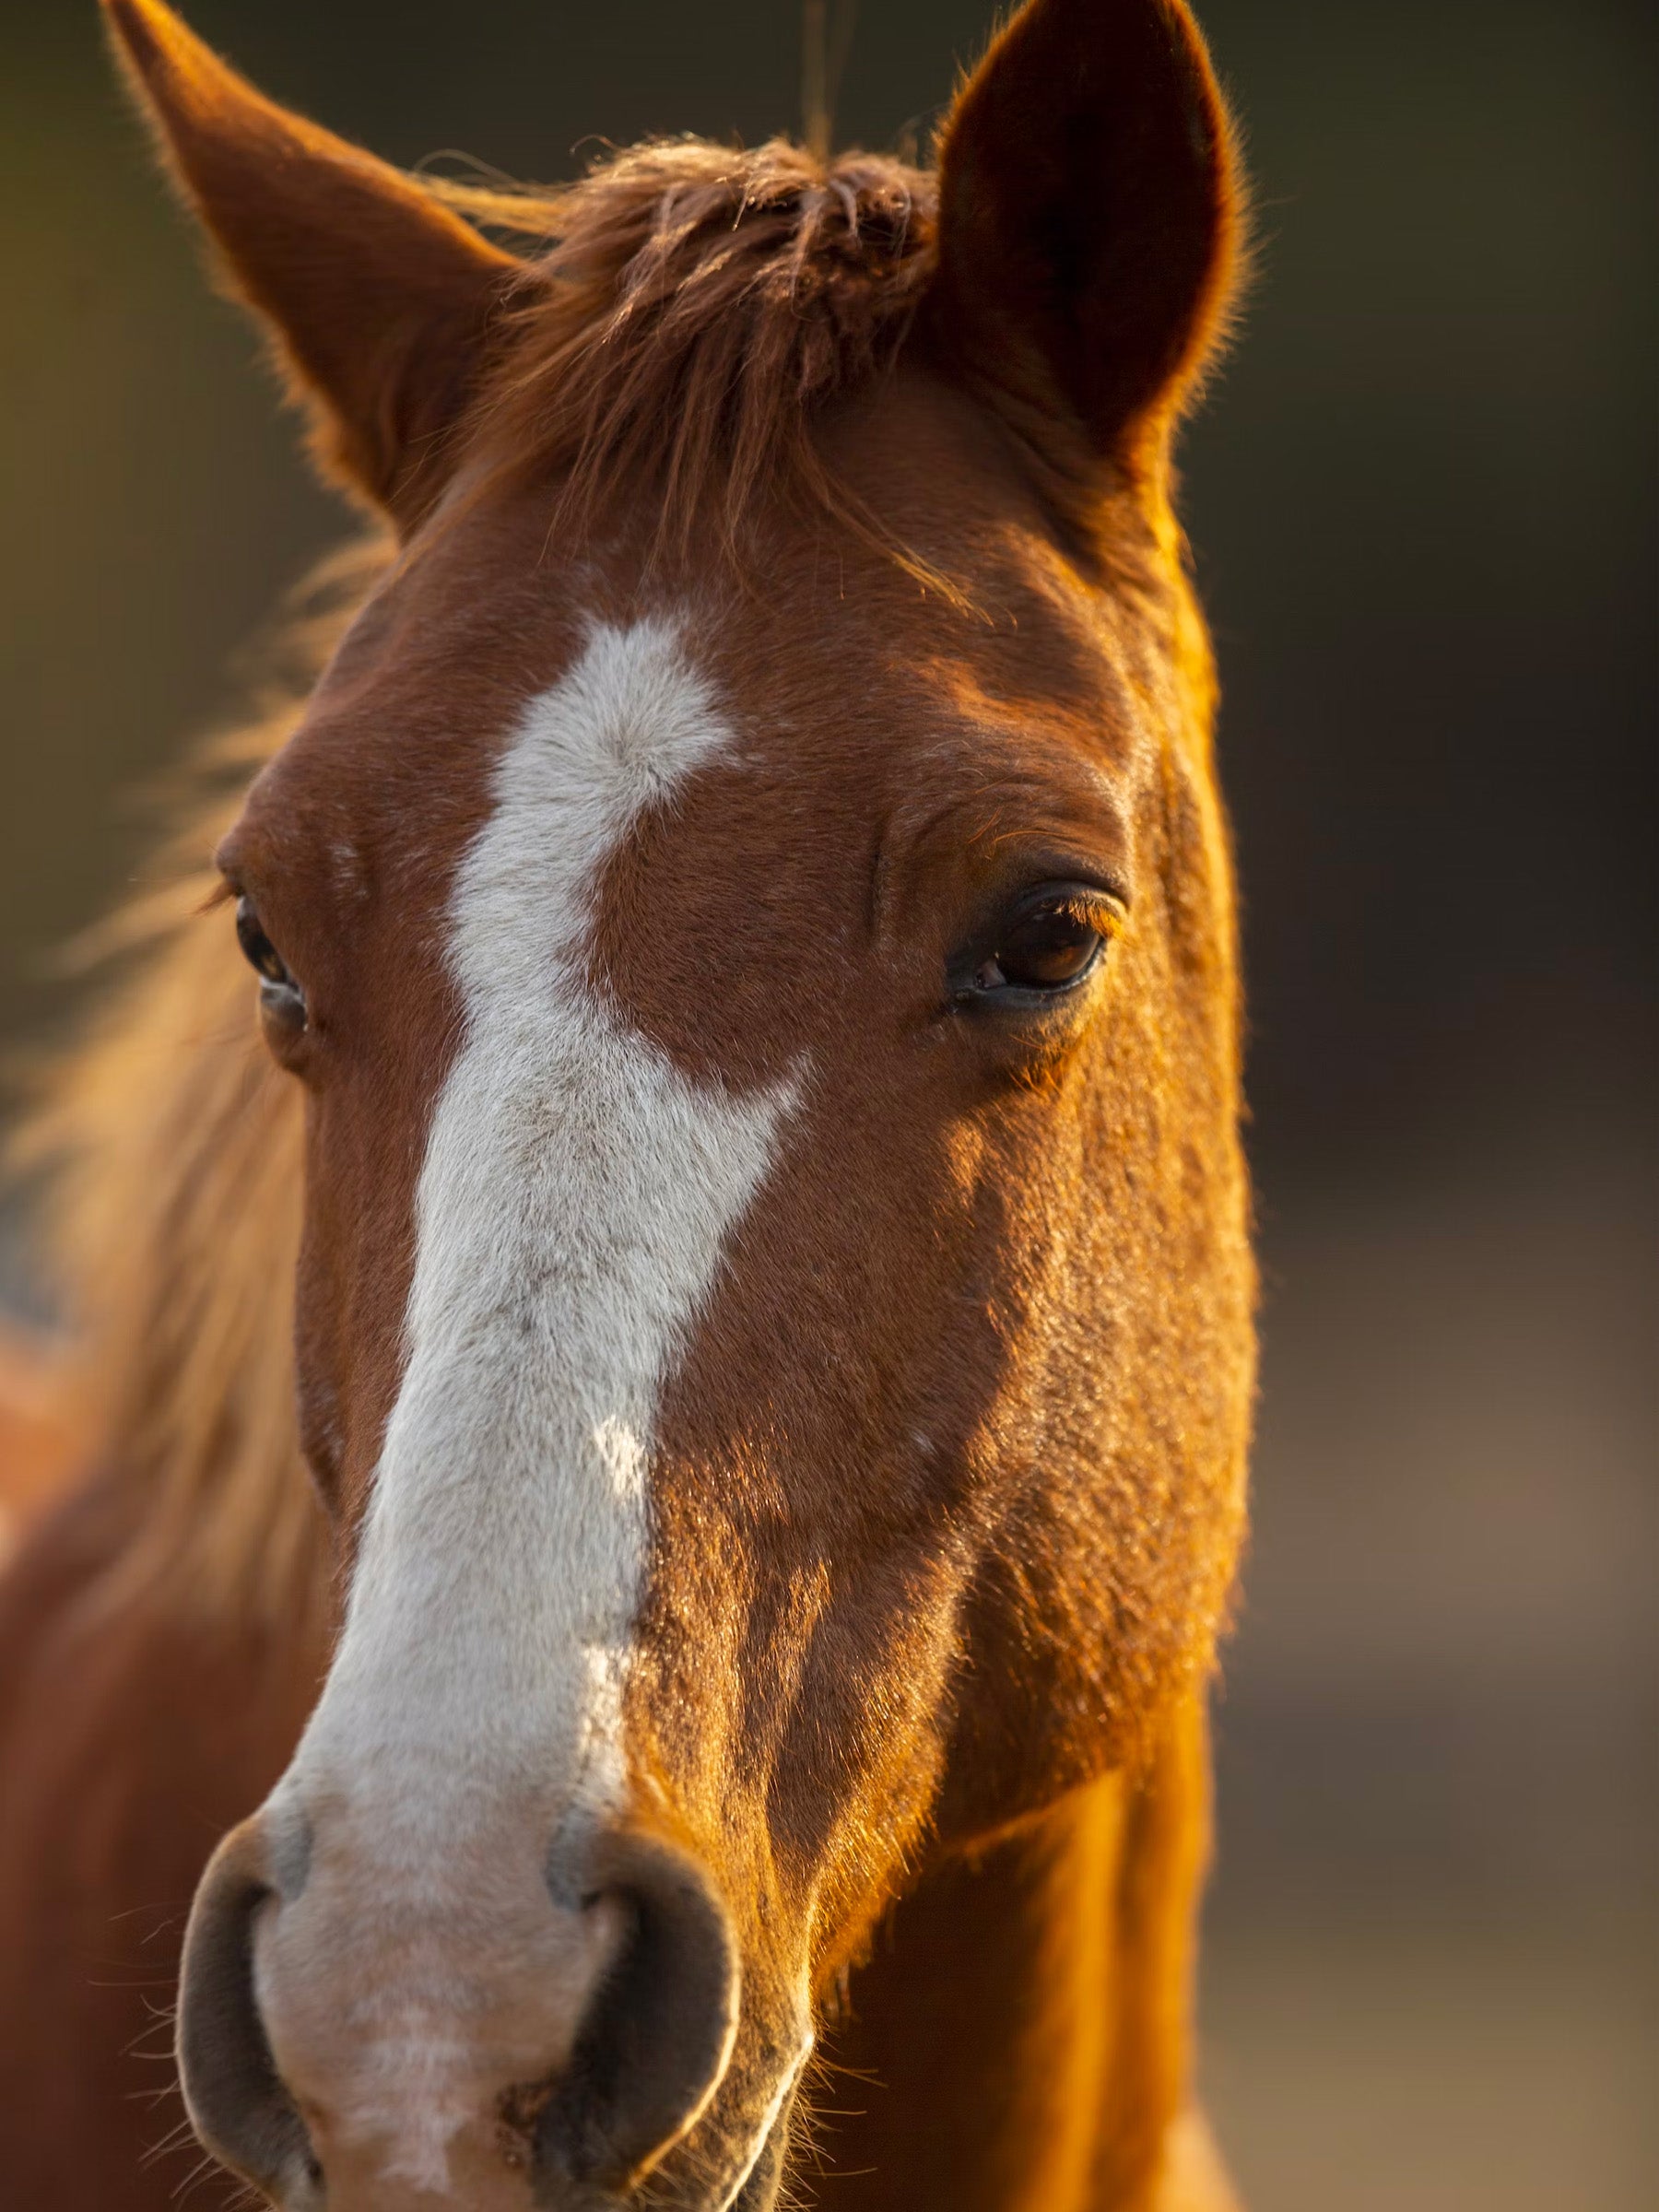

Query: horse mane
17;136;951;1626
13;547;391;1626
435;137;941;571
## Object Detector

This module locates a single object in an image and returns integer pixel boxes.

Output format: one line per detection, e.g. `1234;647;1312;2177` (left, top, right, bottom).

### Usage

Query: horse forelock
432;138;941;571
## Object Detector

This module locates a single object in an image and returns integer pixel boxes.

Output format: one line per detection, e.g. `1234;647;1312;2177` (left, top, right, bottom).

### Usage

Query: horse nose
177;1812;741;2208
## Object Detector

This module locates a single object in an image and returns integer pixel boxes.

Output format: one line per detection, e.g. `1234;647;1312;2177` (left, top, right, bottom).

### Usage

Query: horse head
100;1;1254;2203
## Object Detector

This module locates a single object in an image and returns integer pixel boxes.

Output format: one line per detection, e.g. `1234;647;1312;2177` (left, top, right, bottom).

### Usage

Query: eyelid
1040;864;1128;907
212;824;247;885
989;877;1128;946
1018;883;1126;924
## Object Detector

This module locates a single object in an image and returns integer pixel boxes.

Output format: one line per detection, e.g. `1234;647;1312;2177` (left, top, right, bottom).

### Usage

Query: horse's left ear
100;0;522;530
927;0;1244;494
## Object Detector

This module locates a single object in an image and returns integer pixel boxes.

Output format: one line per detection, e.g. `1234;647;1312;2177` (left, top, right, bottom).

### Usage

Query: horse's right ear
100;0;521;531
927;0;1244;506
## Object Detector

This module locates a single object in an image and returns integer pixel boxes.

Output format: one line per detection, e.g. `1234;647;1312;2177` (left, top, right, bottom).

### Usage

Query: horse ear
100;0;521;530
928;0;1243;497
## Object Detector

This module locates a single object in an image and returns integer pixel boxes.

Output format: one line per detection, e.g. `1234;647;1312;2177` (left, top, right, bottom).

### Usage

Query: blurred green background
1;3;1653;2206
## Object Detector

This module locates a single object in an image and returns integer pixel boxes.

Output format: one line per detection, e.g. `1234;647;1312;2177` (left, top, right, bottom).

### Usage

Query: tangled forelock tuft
432;138;940;558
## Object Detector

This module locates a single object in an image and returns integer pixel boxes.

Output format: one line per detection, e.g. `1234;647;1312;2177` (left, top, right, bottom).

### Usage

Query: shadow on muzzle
176;1815;740;2207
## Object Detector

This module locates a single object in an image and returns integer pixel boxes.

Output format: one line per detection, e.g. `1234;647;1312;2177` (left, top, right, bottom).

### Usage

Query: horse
0;1;1257;2206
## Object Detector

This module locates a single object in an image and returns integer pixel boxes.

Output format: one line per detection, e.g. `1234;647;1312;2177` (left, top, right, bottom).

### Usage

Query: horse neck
810;1689;1219;2212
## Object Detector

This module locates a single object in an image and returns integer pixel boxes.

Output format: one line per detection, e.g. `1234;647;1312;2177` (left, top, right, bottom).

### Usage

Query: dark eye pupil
992;907;1101;991
235;896;292;988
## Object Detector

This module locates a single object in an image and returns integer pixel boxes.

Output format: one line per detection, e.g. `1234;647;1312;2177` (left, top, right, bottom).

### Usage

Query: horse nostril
178;1814;733;2204
535;1830;740;2194
176;1818;321;2206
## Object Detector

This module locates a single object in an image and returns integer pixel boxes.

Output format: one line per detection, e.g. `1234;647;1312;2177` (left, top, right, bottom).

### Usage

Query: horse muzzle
176;1802;747;2208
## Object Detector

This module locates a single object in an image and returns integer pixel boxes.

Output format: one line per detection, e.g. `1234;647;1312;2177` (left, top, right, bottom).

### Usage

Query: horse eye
973;900;1105;995
235;896;307;1026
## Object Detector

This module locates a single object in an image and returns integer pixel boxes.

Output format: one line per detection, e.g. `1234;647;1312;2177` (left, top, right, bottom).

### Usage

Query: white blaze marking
272;619;790;2128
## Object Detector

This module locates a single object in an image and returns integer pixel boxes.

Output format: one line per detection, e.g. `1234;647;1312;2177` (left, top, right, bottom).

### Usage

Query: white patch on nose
265;618;791;2171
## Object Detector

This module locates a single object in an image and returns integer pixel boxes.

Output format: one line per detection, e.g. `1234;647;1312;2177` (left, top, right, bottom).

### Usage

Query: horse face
203;402;1248;2208
104;0;1253;2204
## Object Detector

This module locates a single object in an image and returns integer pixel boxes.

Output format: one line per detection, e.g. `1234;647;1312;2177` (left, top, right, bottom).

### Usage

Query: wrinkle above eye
868;738;1135;961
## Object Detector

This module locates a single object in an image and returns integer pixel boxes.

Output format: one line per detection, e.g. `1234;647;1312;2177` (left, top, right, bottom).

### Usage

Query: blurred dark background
2;3;1653;2204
